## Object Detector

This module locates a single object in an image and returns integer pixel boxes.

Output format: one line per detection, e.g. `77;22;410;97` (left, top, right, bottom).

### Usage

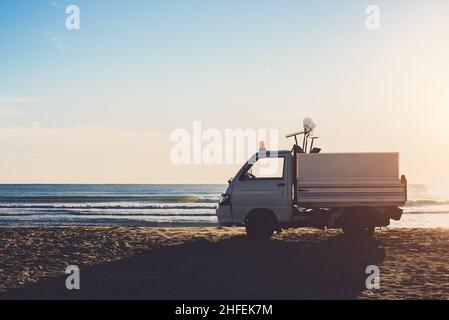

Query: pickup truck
216;126;407;240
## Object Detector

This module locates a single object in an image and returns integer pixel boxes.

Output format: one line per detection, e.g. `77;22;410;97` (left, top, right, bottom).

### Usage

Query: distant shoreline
2;212;449;228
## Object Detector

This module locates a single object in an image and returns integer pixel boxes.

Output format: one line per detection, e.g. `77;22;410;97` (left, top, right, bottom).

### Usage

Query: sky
0;0;448;194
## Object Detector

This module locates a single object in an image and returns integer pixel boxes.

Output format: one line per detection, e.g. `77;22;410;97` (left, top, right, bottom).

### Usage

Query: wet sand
0;227;448;300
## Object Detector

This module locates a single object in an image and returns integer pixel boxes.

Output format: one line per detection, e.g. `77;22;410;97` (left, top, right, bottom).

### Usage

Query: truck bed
296;153;407;207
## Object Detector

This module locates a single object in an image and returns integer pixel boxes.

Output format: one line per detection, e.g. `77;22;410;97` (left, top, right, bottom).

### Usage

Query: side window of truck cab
240;156;285;181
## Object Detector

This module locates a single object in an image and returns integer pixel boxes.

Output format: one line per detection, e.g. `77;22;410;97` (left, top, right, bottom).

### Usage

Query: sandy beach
0;227;448;300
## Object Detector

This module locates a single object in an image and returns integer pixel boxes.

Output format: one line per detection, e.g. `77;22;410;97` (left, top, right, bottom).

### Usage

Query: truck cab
217;150;294;226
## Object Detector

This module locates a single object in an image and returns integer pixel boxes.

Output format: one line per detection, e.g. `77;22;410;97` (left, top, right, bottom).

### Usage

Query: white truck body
296;153;406;207
217;150;407;238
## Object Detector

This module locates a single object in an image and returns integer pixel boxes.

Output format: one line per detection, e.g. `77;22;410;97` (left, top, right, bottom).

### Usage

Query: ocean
0;184;448;228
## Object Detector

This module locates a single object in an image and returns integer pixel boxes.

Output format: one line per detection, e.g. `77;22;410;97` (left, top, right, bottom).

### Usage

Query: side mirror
310;148;321;154
239;172;249;181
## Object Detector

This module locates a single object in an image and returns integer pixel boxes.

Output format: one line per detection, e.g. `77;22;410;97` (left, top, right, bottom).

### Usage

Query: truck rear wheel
245;211;276;241
342;225;375;238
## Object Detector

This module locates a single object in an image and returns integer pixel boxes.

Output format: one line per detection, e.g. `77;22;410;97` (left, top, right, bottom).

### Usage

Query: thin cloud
0;97;38;118
49;1;61;8
49;34;65;51
0;97;40;103
0;107;25;118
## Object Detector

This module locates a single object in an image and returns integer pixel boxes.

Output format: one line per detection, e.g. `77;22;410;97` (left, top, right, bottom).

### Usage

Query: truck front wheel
245;211;276;241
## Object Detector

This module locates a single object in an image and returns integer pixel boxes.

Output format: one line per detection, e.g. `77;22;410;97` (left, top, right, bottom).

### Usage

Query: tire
342;225;375;238
245;212;276;241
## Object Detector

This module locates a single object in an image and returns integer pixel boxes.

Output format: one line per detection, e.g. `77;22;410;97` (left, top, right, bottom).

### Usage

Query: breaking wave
0;195;219;204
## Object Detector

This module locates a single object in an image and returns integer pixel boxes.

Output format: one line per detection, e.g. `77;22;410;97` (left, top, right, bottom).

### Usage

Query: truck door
232;153;291;224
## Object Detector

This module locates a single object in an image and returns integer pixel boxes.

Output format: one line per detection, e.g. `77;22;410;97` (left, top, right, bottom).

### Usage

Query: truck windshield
242;157;285;180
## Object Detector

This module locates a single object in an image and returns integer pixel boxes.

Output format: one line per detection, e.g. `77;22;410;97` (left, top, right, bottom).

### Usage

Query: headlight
219;193;231;206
